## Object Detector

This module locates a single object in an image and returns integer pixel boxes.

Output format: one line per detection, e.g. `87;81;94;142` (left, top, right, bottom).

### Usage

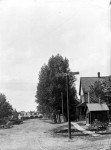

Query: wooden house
77;72;110;124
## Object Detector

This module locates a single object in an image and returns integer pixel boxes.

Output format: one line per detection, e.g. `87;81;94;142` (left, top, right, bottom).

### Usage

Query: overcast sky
0;0;110;111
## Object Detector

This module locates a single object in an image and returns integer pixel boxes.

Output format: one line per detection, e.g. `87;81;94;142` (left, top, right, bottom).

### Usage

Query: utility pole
66;73;71;139
61;92;64;115
66;72;79;139
56;71;79;139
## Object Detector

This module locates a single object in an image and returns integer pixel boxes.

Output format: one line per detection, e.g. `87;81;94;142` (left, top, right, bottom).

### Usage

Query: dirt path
0;119;111;150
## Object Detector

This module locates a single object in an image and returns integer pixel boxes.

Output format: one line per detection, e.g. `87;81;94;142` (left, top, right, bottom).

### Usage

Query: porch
76;102;87;121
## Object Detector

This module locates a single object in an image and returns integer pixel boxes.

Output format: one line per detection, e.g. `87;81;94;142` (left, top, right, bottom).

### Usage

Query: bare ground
0;119;111;150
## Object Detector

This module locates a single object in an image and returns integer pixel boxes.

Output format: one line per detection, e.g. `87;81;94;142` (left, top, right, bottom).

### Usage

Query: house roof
79;76;109;95
86;103;109;112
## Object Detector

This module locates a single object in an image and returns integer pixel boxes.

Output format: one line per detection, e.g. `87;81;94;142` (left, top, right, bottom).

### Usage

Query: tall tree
0;93;13;118
35;54;77;120
89;77;111;105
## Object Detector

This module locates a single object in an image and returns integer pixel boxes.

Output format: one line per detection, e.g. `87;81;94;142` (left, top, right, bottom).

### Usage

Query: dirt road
0;119;111;150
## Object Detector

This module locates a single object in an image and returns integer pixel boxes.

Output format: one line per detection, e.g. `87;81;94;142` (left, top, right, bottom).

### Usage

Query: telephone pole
56;71;79;139
61;92;64;115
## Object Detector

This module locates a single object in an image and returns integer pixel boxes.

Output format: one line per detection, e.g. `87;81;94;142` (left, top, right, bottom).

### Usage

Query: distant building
19;111;40;119
19;111;30;118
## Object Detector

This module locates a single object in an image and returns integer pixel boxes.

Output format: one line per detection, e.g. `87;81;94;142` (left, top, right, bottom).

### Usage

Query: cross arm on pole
69;72;79;75
55;72;79;77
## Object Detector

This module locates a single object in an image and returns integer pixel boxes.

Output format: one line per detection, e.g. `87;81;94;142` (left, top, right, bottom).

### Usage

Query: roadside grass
50;122;111;142
51;124;89;137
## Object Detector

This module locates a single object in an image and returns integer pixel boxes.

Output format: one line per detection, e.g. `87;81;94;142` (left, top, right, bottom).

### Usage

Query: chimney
98;72;100;78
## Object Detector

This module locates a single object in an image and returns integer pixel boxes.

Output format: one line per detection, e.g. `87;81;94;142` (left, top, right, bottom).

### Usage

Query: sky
0;0;110;112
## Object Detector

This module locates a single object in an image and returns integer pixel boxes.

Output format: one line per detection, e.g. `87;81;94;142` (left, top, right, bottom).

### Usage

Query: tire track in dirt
25;119;49;150
35;120;51;150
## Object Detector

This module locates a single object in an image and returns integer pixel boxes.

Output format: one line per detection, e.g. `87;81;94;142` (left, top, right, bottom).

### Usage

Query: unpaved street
0;119;111;150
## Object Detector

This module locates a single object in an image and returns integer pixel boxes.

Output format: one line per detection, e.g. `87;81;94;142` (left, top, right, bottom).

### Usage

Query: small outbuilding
86;103;109;124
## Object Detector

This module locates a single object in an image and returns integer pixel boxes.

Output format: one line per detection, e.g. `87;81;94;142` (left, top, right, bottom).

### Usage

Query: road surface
0;118;111;150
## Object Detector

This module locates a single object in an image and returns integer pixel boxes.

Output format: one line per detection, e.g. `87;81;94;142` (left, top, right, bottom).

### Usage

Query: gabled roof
79;76;110;95
86;103;109;112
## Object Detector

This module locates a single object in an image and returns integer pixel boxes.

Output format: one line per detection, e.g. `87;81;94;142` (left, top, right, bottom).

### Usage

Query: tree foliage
35;54;78;118
89;77;111;105
0;93;13;118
